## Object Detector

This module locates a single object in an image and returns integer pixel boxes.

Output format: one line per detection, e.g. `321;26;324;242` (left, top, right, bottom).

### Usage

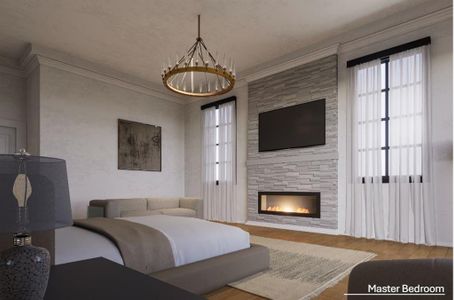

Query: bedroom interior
0;1;452;300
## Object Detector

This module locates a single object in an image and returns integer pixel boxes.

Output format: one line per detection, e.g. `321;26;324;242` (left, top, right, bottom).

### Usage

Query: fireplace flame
266;206;310;214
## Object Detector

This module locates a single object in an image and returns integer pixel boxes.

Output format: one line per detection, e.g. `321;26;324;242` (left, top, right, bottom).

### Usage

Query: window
201;96;236;187
201;97;237;221
357;53;423;184
346;39;432;243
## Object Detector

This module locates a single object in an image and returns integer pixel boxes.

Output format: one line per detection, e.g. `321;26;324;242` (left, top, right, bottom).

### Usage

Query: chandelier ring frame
162;66;236;97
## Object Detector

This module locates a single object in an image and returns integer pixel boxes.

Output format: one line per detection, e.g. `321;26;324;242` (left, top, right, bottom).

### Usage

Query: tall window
381;53;423;182
356;53;423;183
202;97;237;221
388;52;424;181
346;40;435;244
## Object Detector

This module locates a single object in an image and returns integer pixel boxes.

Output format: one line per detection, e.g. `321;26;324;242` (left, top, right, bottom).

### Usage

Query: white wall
0;70;26;150
427;20;453;246
38;65;185;218
337;19;453;246
26;66;40;154
0;72;25;122
184;82;249;222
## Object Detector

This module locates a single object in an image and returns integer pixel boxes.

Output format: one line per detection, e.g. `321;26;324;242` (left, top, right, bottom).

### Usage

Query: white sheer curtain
346;59;385;240
202;101;237;222
346;45;435;244
202;106;217;219
387;46;434;244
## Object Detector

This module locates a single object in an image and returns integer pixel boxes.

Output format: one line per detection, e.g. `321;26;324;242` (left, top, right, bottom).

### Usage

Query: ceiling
0;0;449;85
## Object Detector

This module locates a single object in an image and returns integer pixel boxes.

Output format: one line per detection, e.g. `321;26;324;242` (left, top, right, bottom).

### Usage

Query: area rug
229;236;376;300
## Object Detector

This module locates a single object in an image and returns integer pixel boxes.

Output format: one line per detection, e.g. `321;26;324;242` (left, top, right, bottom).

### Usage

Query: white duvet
55;215;250;267
55;226;124;265
121;215;250;266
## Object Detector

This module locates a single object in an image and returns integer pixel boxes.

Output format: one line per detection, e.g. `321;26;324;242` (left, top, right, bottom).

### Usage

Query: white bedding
55;226;124;265
55;215;250;267
120;215;250;266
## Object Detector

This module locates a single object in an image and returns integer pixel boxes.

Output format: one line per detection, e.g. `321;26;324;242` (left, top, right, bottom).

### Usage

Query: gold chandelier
161;15;236;97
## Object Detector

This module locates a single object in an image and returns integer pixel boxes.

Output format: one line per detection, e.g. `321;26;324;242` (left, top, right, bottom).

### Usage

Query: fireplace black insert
258;191;320;218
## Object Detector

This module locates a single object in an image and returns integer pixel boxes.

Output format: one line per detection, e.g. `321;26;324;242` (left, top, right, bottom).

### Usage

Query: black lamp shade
0;154;73;233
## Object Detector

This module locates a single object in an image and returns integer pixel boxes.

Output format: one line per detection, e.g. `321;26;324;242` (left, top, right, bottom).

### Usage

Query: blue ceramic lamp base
0;234;50;300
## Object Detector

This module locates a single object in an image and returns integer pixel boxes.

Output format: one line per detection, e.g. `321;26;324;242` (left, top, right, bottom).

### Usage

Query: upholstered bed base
151;243;270;295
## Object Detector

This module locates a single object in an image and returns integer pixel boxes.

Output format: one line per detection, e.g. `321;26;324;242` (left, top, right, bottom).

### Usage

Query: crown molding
241;44;340;83
23;55;40;77
239;6;451;84
0;56;25;78
36;55;186;104
0;64;25;78
20;44;186;105
0;55;18;68
340;7;452;53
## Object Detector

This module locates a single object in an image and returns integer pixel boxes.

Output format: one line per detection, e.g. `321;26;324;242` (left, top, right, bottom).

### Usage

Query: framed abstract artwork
118;119;161;171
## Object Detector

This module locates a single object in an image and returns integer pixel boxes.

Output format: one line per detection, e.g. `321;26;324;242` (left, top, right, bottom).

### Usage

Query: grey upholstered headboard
89;198;147;218
88;197;203;219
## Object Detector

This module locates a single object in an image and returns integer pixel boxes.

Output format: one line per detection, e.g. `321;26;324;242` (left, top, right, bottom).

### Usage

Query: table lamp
0;150;72;300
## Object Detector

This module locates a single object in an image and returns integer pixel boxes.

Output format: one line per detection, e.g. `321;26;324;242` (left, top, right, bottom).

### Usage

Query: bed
55;215;269;294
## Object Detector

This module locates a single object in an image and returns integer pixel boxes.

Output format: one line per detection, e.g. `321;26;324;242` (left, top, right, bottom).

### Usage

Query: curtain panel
202;101;237;222
202;106;217;219
345;45;435;244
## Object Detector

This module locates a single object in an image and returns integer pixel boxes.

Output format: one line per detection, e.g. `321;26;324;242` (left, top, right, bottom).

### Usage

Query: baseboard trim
336;233;453;248
245;221;340;235
244;221;452;247
435;241;453;247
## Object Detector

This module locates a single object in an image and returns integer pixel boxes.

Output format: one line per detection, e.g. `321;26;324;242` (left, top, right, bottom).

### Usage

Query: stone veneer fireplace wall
247;55;338;229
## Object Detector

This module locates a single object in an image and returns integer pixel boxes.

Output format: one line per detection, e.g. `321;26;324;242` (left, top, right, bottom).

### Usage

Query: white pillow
120;210;160;217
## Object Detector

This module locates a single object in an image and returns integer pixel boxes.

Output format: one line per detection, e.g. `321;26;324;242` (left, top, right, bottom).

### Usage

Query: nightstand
44;257;204;300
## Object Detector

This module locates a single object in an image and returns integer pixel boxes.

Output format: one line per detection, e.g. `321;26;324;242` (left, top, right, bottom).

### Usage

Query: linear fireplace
258;191;320;218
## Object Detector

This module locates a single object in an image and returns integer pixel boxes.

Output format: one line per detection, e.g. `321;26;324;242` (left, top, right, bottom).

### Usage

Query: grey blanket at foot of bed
74;218;175;273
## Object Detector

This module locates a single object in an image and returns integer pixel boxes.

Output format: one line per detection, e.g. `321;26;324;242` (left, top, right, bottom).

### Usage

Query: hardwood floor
205;224;452;300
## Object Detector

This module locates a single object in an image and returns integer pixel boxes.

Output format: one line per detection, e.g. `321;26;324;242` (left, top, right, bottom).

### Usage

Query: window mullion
384;60;390;180
215;108;220;185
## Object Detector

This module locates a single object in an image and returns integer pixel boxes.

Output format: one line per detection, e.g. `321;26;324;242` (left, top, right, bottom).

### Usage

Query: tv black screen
258;99;326;152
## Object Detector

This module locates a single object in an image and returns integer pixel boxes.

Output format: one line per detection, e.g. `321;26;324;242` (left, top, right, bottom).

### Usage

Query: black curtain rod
346;36;431;68
201;96;236;110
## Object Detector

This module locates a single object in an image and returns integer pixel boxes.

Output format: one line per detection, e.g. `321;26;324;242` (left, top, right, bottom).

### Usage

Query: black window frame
201;96;237;186
381;57;390;184
349;38;430;185
215;113;220;186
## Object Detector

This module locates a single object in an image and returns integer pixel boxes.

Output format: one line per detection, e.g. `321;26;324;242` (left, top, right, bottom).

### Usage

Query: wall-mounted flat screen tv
258;99;326;152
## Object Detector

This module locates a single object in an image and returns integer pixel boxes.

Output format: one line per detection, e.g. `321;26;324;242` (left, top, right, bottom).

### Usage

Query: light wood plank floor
205;223;452;300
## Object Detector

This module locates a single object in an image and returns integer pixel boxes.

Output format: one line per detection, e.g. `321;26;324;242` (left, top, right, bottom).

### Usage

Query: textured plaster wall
0;71;26;150
38;65;185;218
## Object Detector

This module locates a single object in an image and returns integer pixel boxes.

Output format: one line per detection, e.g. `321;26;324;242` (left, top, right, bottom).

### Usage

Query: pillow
158;208;196;217
147;198;180;210
120;210;160;217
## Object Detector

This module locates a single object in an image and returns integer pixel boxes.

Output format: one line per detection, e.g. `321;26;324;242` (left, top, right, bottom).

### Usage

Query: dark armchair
347;259;452;300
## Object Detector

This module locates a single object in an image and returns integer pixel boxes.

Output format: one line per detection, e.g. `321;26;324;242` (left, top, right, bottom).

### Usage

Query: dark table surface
44;257;205;300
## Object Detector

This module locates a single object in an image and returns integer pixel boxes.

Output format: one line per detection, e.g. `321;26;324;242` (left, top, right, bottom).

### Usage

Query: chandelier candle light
162;15;236;97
